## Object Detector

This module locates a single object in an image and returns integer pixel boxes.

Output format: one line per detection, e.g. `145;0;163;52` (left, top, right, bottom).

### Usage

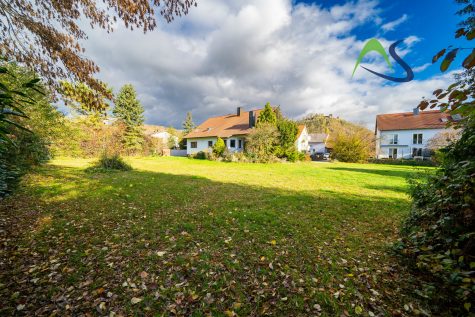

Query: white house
184;107;309;155
150;131;179;148
308;133;329;154
296;125;310;152
184;107;262;155
375;109;451;159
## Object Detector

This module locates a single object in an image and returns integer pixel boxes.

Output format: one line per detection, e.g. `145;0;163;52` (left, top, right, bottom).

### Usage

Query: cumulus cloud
79;0;452;128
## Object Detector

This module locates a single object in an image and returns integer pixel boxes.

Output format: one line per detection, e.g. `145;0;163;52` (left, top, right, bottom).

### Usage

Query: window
412;148;422;157
238;140;242;148
208;141;213;147
190;141;197;149
388;148;398;159
223;139;227;147
413;133;423;144
388;134;398;145
230;139;236;148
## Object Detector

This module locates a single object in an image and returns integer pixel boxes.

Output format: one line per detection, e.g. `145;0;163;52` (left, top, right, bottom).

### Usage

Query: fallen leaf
131;297;143;304
139;271;148;279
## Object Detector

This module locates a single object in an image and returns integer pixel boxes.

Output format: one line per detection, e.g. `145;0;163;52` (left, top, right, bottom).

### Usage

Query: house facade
308;133;329;154
184;107;310;155
184;107;262;155
295;125;310;152
375;109;450;159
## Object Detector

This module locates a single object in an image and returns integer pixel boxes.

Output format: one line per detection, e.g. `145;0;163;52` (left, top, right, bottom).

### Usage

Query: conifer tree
113;84;144;153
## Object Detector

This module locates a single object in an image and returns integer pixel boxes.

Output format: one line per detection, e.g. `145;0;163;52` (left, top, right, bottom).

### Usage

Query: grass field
1;157;432;316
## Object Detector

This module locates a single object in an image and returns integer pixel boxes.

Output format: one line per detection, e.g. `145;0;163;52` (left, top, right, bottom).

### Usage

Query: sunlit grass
1;157;433;316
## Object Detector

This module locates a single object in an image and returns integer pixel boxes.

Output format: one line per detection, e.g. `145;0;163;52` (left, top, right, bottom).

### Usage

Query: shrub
245;123;279;163
87;154;132;172
192;151;207;160
396;117;474;313
213;137;226;156
329;127;374;162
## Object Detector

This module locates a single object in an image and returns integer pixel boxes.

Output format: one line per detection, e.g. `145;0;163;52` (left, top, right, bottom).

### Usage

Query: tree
245;123;280;162
60;81;112;117
257;102;277;126
328;126;374;163
419;0;475;119
0;0;197;104
426;129;460;151
166;126;180;149
1;63;65;197
213;137;226;156
183;112;196;135
399;1;475;313
113;84;144;153
277;119;298;149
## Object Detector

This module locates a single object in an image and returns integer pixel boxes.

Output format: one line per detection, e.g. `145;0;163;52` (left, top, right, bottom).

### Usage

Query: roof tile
376;110;450;131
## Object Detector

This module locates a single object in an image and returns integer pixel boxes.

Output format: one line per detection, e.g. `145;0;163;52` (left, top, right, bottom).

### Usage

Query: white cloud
381;14;408;32
412;63;431;73
78;0;452;129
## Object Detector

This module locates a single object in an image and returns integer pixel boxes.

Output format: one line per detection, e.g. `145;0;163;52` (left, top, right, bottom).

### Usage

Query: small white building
150;131;179;148
296;125;310;152
375;109;451;159
308;133;329;154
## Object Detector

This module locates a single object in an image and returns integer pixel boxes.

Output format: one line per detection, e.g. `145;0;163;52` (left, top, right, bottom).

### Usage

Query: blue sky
81;0;466;128
300;0;467;80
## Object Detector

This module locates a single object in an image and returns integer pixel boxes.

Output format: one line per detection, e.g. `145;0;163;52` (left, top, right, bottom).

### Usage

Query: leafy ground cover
1;157;434;316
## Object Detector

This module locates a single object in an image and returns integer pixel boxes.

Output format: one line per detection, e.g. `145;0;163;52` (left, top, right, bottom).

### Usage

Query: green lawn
1;157;431;316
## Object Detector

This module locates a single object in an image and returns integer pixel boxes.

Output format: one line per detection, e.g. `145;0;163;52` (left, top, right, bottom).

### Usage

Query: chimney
413;107;420;115
249;110;255;128
237;107;242;116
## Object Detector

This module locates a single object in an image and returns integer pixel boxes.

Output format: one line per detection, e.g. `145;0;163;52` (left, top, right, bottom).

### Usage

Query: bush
396;117;475;314
213;137;226;156
245;123;280;163
87;154;132;172
328;125;374;163
192;151;207;160
0;148;22;197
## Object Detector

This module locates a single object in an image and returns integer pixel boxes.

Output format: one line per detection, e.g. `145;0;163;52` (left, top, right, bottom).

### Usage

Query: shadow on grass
327;166;415;178
364;184;408;194
0;164;415;317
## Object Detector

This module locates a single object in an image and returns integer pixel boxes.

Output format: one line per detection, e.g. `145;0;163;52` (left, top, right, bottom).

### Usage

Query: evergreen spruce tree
257;102;277;126
113;84;144;153
183;112;196;135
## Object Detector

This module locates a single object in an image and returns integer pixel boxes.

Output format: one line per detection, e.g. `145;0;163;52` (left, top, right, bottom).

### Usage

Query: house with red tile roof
184;107;309;155
375;109;452;159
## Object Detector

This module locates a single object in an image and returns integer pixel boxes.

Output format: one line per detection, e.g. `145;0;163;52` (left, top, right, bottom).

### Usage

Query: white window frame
413;133;423;144
388;147;398;159
388;134;398;145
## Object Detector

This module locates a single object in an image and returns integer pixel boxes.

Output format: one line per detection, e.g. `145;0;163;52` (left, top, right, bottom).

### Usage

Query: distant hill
297;114;370;135
143;124;182;136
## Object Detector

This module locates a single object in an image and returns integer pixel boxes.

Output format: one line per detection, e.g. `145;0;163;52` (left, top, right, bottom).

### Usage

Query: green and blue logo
352;38;414;83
